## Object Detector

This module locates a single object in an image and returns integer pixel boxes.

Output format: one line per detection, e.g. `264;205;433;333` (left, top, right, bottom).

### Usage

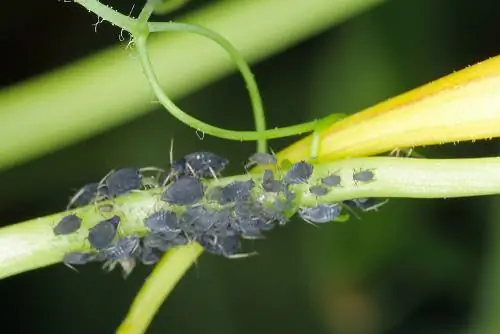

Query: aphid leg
358;199;390;212
341;203;362;220
208;166;218;180
185;162;196;176
226;251;259;259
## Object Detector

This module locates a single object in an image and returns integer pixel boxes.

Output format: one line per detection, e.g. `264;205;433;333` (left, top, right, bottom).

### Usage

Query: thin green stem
147;22;268;152
2;157;500;280
117;243;204;334
135;34;325;142
73;0;138;33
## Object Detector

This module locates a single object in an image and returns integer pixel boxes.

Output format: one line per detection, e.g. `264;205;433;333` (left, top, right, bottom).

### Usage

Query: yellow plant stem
279;55;500;163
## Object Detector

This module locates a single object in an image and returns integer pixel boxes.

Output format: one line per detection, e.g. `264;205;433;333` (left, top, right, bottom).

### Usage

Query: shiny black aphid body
262;169;281;192
67;183;99;209
218;180;255;204
309;185;329;196
161;176;204;205
172;152;229;178
321;174;342;187
53;214;82;236
144;210;180;234
298;203;342;223
101;235;140;260
353;169;375;183
104;168;142;197
196;234;242;258
283;161;314;185
88;215;120;249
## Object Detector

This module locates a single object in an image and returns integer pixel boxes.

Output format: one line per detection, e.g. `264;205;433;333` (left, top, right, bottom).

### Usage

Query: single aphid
161;176;204;205
352;169;376;184
309;185;329;196
171;152;229;179
245;152;277;169
101;235;140;261
102;168;142;197
143;233;173;251
139;245;162;265
261;169;282;193
231;217;268;239
144;210;180;234
321;174;342;187
179;205;222;233
298;203;342;224
66;182;99;210
62;252;97;272
218;180;255;204
53;214;82;236
283;161;314;185
197;234;255;259
98;167;165;198
88;215;120;249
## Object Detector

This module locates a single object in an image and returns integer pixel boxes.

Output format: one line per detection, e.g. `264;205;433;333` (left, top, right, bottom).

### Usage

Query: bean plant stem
1;157;500;280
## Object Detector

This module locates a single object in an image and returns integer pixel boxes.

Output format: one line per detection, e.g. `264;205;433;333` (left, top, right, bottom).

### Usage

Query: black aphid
298;203;342;224
66;183;99;209
283;161;313;185
321;174;342;187
53;214;82;236
230;217;269;239
218;180;255;204
88;215;120;249
161;176;204;205
180;205;223;233
143;233;173;251
353;169;375;184
309;185;329;196
262;169;282;193
139;245;162;265
101;235;140;261
197;234;251;259
144;210;180;235
172;152;229;179
103;168;142;197
245;152;277;169
345;198;389;212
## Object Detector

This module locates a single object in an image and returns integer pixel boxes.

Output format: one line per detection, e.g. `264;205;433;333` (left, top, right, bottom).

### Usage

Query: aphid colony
56;152;385;277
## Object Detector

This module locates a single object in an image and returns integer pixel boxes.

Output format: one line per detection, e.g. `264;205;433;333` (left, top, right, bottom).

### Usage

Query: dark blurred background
1;0;500;333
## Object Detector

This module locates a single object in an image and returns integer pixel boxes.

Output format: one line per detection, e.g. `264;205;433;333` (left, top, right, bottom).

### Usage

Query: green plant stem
74;0;137;32
117;243;204;334
0;0;386;171
2;157;500;280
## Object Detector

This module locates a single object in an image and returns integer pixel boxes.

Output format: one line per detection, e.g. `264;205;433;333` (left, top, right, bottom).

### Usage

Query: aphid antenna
66;186;91;210
161;137;177;187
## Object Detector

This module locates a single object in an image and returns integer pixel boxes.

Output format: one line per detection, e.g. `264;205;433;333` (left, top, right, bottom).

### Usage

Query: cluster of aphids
55;151;386;277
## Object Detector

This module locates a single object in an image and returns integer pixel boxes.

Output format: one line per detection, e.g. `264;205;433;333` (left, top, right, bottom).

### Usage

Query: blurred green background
1;0;500;333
